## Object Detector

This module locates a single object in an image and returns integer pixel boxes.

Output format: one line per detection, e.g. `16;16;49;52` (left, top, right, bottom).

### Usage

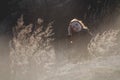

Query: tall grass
88;29;120;57
9;15;55;80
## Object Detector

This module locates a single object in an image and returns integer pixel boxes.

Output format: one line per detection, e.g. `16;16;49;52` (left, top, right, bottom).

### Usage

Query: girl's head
68;18;88;36
70;21;82;32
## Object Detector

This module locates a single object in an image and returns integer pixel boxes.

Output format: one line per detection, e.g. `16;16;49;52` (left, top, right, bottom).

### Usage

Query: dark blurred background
0;0;120;36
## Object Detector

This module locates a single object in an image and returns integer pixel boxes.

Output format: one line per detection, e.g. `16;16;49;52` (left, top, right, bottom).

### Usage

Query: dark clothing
67;29;92;61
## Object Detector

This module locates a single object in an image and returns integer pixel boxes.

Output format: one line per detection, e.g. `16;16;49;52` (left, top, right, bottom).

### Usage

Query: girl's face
70;21;82;32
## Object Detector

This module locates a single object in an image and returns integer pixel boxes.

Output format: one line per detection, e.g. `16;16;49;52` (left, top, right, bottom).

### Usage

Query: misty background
0;0;120;80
